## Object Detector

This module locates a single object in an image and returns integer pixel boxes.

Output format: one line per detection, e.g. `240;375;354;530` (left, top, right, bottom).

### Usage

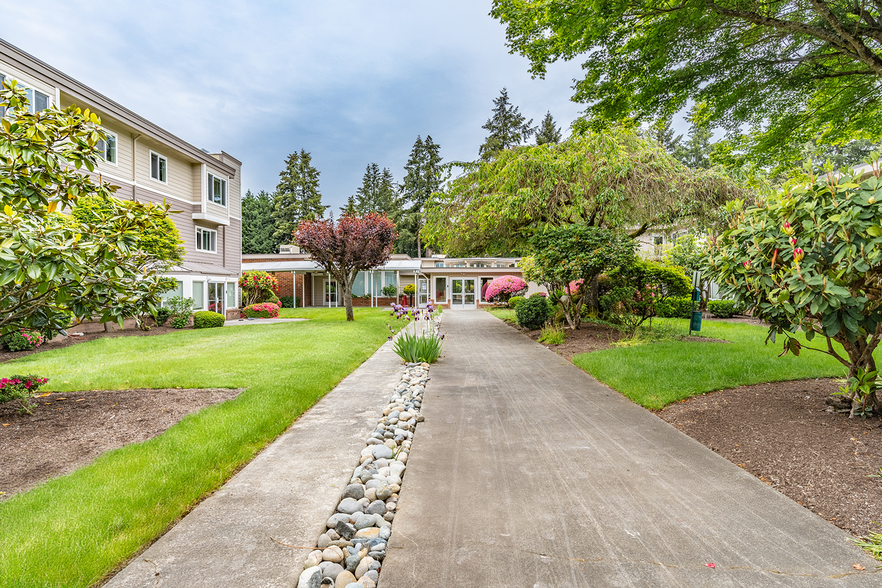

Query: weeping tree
706;164;882;417
422;128;747;258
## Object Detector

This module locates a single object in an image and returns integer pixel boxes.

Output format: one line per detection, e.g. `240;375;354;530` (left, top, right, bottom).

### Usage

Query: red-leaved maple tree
295;213;397;321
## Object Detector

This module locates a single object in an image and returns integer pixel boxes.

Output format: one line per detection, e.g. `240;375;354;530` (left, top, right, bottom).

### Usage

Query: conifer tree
272;149;327;243
677;110;713;169
340;195;357;216
478;88;536;160
647;118;683;154
242;190;279;254
354;163;397;215
398;135;444;257
535;111;562;145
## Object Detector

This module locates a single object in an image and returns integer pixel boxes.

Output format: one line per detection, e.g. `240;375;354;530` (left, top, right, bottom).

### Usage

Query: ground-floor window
208;282;224;314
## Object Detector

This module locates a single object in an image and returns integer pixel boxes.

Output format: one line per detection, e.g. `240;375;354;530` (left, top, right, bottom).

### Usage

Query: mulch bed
0;325;187;364
495;313;882;539
657;379;882;538
0;387;242;499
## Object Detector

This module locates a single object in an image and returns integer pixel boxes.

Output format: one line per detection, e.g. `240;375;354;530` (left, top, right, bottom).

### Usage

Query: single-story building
242;252;545;310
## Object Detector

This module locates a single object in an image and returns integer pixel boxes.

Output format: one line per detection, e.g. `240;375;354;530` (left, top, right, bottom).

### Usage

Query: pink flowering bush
242;302;280;319
0;375;49;414
484;275;527;303
3;330;45;352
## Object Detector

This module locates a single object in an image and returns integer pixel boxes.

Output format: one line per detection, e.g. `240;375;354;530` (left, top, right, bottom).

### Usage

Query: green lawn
572;318;858;409
0;308;399;588
486;307;515;322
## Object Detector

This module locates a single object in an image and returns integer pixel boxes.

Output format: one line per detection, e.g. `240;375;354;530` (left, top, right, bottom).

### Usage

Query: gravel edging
296;359;430;588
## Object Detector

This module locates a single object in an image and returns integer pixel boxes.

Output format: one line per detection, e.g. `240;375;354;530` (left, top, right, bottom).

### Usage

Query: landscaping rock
298;566;322;588
334;521;356;540
320;562;345;581
370;445;393;460
341;484;364;500
337;498;363;515
322;546;344;563
334;571;357;588
355;556;374;579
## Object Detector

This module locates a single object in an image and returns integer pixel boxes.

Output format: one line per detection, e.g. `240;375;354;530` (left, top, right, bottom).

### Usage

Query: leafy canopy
422;128;745;256
491;0;882;165
705;165;882;410
0;79;175;335
295;213;397;321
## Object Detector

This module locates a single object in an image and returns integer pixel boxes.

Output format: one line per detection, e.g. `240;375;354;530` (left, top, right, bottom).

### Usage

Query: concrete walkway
104;340;402;588
380;310;880;587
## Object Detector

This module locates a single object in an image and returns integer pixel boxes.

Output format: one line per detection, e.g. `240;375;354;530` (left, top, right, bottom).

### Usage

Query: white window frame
149;150;168;184
0;71;53;116
208;172;227;207
195;226;217;253
96;129;119;166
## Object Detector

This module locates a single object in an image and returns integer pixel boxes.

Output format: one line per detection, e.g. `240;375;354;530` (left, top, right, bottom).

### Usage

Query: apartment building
0;38;242;319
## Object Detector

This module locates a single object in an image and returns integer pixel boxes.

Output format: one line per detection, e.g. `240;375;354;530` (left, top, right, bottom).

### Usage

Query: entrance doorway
418;277;429;307
208;282;225;316
450;278;477;309
325;279;338;306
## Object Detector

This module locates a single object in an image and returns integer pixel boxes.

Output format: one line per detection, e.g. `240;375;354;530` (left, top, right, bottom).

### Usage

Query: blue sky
5;1;599;212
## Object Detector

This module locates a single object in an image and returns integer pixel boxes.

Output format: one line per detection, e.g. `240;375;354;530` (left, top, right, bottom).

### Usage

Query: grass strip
572;319;860;409
0;308;398;588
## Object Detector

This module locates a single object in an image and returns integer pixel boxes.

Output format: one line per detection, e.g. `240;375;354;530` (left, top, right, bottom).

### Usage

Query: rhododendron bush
484;275;527;303
239;271;279;307
242;303;280;319
706;165;882;415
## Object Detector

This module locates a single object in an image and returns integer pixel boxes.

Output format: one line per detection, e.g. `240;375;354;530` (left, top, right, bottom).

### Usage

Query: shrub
170;316;190;329
403;283;416;295
485;275;528;303
165;296;195;329
655;296;693;319
279;296;294;308
3;330;45;352
708;299;739;318
382;284;398;297
243;302;280;319
239;270;280;306
508;295;526;309
538;323;566;345
153;307;172;327
516;295;551;330
194;311;226;329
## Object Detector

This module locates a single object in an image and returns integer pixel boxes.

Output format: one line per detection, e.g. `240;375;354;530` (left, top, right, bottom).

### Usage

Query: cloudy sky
3;1;597;212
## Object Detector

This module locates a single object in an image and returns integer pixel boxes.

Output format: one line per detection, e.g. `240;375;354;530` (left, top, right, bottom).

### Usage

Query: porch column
292;272;296;308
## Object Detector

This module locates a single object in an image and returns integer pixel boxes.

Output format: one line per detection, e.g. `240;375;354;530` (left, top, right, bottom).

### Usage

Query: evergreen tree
535;111;562;145
647;118;683;154
340;195;357;216
241;190;278;254
354;163;397;215
272;149;328;243
398;135;443;258
478;88;536;160
676;109;713;169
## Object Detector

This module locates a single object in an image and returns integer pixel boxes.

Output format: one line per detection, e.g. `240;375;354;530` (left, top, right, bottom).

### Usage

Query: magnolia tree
484;275;527;304
522;224;636;329
0;79;176;337
295;213;397;321
706;165;882;416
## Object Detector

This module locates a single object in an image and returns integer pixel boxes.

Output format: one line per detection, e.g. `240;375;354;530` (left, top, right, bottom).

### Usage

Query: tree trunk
343;286;354;322
585;274;601;313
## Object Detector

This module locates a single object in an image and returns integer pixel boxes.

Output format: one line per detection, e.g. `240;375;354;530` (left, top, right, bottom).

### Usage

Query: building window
97;132;117;164
150;151;168;183
653;235;664;246
160;280;183;306
196;227;217;253
208;173;227;206
1;73;51;116
192;280;205;309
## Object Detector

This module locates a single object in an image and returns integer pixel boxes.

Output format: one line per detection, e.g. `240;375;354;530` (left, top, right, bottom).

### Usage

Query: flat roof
243;260;423;272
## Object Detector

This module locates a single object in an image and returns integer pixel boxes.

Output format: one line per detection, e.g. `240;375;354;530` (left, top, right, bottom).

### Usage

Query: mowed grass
573;319;863;409
0;308;399;588
486;307;516;322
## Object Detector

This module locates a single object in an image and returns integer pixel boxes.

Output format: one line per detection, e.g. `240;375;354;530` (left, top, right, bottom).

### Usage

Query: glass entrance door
451;278;477;309
208;282;225;316
325;279;338;306
418;277;429;307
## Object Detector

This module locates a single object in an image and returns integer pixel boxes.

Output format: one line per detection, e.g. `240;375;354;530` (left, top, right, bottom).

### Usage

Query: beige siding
192;164;204;211
225;219;242;275
205;200;227;219
227;164;241;220
134;137;198;205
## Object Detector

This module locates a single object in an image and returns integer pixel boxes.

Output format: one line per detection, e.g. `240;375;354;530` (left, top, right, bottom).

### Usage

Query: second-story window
208;173;226;206
25;88;50;113
196;227;217;253
96;132;117;164
150;151;167;183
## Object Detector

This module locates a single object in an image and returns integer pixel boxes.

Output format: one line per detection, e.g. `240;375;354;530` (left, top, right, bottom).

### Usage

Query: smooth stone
371;551;385;562
359;577;376;588
366;500;386;515
317;534;332;549
354;513;375;530
345;553;362;573
387;475;402;486
364;479;384;490
327;529;340;541
365;438;383;446
360;446;373;457
322;546;344;563
378;467;391;477
345;584;362;588
383;439;396;450
320;562;345;581
376;486;393;501
368;562;381;572
379;526;391;540
364;487;377;501
329;539;354;548
354;527;380;539
337;498;363;515
298;566;323;588
373;458;389;468
383;512;395;521
354;556;374;579
370;445;393;460
415;414;425;422
365;570;379;583
398;452;408;464
305;555;321;568
335;521;356;540
327;513;350;528
390;462;406;477
335;571;357;588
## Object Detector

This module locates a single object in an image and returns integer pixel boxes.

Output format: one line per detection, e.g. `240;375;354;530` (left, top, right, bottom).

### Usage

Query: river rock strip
297;361;429;588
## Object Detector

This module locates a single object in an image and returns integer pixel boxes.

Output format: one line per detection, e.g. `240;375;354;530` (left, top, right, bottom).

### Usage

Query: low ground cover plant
3;330;45;352
0;374;49;414
194;311;226;329
243;303;280;319
538;323;566;345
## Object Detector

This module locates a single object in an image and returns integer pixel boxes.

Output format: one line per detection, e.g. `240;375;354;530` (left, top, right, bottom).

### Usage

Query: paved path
104;340;402;588
380;310;880;587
